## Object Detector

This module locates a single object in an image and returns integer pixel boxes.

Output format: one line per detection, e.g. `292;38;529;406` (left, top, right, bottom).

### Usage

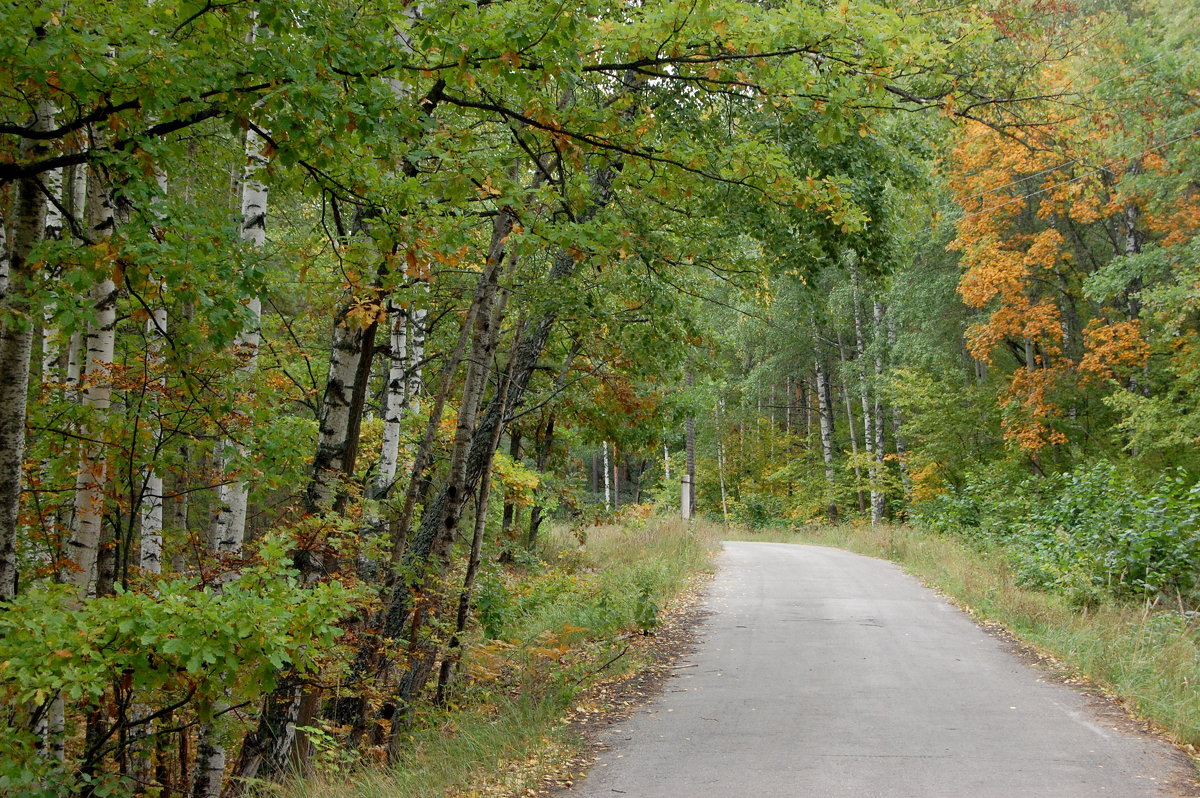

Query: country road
566;542;1199;798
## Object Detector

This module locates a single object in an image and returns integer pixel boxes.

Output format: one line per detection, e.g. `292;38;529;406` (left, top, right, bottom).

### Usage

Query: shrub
915;461;1200;604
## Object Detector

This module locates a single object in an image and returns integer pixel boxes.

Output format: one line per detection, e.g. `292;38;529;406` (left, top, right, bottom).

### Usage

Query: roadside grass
727;522;1200;750
280;515;721;798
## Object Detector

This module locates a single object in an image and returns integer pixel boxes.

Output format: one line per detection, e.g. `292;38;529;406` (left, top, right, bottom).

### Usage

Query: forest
0;0;1197;795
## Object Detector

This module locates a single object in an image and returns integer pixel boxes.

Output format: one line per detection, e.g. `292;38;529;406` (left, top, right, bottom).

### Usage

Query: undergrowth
730;522;1200;750
282;514;720;798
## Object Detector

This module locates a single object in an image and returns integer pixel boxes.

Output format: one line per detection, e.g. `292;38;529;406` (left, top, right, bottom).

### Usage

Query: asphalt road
569;541;1197;798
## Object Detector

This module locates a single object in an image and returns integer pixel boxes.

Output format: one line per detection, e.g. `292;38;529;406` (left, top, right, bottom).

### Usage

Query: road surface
568;541;1197;797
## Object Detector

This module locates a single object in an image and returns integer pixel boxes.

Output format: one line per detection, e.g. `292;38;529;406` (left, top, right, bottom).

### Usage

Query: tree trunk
685;371;696;517
0;111;53;598
871;301;886;525
526;412;554;549
406;305;426;414
501;431;521;533
66;167;117;594
436;344;518;702
814;355;838;523
886;314;909;496
854;276;883;528
715;408;729;524
139;300;168;575
191;721;226;798
602;442;612;511
305;303;380;518
211;125;268;556
837;332;866;513
373;299;409;501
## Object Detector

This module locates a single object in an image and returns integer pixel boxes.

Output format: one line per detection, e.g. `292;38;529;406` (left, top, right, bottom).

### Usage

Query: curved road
569;542;1197;797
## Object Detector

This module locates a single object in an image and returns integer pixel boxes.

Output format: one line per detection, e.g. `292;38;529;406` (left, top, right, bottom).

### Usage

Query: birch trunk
65;168;116;594
191;723;225;798
716;432;729;525
406;305;426;414
837;332;866;513
383;236;510;759
138;305;167;575
253;267;383;781
784;375;792;433
305;305;379;518
40;165;64;381
886;314;909;494
436;346;517;702
814;355;838;522
373;300;409;500
203;91;269;798
0;181;46;598
139;171;169;576
526;412;555;549
211;126;268;555
851;271;881;525
871;302;886;525
685;371;696;518
603;442;612;511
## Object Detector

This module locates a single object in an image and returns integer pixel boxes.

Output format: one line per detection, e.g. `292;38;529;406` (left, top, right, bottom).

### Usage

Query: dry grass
728;522;1200;749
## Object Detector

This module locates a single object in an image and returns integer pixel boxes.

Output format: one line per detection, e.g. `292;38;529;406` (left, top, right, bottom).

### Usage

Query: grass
281;514;722;798
728;522;1200;751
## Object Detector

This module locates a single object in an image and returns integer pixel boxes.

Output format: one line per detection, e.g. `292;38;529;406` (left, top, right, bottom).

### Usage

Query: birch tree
211;127;268;555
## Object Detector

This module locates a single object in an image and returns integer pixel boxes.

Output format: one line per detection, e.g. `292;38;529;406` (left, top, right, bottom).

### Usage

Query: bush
915;461;1200;604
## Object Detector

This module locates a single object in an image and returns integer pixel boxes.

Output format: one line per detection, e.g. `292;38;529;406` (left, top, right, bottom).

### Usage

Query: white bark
139;171;169;575
716;436;729;524
784;375;792;433
139;306;167;574
41;695;65;763
191;721;226;798
212;125;268;555
611;442;618;509
0;208;9;299
65;168;116;593
406;306;426;414
374;300;408;499
40;165;64;381
717;443;728;523
662;443;670;481
886;315;909;493
685;371;696;517
871;301;886;525
1;105;56;598
0;214;38;600
307;314;372;514
602;441;611;511
838;334;865;513
814;356;837;521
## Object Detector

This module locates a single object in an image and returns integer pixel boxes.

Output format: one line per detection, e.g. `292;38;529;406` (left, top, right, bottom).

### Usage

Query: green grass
280;515;722;798
729;522;1200;750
